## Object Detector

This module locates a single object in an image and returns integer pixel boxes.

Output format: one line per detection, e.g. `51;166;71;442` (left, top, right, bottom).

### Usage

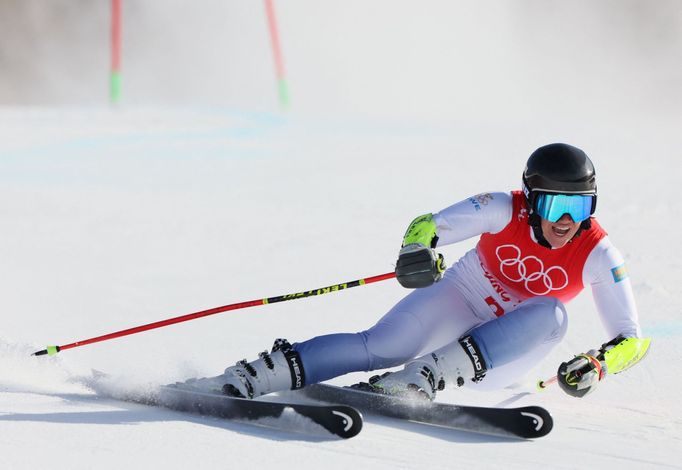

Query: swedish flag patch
611;264;629;283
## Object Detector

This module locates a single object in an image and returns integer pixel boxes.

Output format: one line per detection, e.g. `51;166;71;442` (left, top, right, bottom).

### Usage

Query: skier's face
540;213;581;248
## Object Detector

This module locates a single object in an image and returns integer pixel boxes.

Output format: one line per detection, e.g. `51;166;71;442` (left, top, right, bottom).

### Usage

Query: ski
299;383;552;439
90;380;363;439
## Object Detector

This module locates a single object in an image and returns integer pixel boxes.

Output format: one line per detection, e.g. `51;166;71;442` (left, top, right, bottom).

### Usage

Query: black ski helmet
522;143;597;245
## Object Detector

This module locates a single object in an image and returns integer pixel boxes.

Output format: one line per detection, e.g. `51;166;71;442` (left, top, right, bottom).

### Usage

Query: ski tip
293;403;363;439
519;406;554;438
332;405;363;439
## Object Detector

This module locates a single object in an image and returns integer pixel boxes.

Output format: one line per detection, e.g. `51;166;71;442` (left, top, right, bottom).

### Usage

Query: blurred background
1;0;680;121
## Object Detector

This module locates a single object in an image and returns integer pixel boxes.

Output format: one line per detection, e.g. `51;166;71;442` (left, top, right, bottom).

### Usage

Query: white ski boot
222;339;305;399
368;353;445;400
369;335;485;400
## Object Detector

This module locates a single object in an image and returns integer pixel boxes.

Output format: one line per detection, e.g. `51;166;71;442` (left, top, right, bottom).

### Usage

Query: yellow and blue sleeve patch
611;263;629;283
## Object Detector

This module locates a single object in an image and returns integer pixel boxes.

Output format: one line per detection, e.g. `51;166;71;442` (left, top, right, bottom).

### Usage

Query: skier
217;143;650;400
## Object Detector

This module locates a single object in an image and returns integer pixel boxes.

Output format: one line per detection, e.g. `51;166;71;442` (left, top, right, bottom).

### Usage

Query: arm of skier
556;238;651;397
395;192;512;288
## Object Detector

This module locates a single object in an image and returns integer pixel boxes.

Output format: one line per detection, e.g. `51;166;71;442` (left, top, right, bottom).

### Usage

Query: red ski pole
33;271;396;356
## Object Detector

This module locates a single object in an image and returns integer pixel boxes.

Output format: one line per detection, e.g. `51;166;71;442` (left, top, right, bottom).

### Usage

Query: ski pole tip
32;345;60;357
537;375;557;391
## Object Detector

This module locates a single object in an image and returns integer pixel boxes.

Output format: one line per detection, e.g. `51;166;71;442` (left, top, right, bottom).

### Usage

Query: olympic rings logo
495;244;569;295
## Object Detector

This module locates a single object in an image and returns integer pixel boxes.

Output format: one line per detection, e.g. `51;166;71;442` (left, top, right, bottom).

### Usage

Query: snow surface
1;108;680;470
2;2;682;469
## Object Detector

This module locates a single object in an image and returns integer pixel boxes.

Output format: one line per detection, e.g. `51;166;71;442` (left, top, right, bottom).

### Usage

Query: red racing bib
476;191;606;306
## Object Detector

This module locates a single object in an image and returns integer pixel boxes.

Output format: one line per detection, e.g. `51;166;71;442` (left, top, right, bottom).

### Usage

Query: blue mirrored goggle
535;193;594;223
